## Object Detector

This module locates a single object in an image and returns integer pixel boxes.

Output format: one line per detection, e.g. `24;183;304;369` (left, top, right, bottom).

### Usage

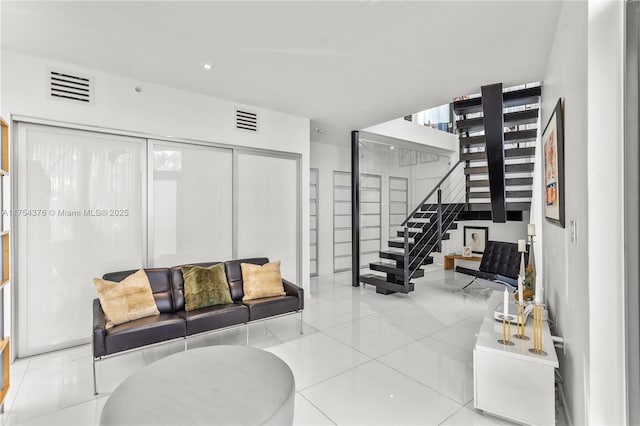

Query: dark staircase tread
464;163;535;175
359;274;414;294
388;240;439;250
453;86;541;115
456;109;539;133
468;202;531;211
379;250;434;264
461;147;536;162
459;129;537;147
456;210;524;221
369;262;425;278
466;177;533;187
406;221;458;230
397;230;451;241
468;190;533;199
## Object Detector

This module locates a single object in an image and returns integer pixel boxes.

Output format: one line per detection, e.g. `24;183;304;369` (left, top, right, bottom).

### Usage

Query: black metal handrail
401;160;466;289
400;160;463;227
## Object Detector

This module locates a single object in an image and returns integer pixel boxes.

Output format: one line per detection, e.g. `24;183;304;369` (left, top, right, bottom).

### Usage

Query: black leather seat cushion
243;295;300;321
105;313;186;355
178;303;249;336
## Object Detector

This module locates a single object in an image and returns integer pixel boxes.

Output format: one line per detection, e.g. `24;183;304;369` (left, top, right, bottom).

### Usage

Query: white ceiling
1;1;562;144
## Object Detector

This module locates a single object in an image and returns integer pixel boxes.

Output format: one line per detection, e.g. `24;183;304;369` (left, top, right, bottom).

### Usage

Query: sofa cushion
170;262;222;312
181;264;233;311
103;268;174;313
104;313;186;356
178;303;249;336
94;269;160;329
243;296;300;321
241;261;285;301
224;258;269;301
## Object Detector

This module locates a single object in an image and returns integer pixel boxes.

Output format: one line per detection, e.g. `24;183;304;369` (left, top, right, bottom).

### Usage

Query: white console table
473;292;559;426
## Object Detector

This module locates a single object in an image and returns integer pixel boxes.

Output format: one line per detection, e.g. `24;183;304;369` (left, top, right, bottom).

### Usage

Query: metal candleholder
513;303;529;340
528;303;547;356
498;314;514;346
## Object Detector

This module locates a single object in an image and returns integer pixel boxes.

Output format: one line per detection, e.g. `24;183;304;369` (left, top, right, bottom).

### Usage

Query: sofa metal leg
246;323;249;346
184;338;188;352
300;311;304;335
92;358;98;396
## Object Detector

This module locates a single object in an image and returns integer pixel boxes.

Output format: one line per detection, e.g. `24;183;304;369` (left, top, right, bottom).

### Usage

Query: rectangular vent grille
236;109;258;132
48;70;93;104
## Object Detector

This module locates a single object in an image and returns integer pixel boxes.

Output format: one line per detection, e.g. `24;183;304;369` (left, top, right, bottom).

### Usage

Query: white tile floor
0;266;566;425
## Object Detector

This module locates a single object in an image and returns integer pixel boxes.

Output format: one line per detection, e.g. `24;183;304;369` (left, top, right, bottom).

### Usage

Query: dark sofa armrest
283;279;304;310
92;298;107;358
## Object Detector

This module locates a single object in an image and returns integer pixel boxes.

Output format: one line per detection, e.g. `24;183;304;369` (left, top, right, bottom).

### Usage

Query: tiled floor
0;266;563;425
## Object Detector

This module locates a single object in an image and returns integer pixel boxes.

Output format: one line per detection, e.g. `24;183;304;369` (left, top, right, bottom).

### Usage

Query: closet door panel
150;141;233;266
236;152;299;283
16;124;146;356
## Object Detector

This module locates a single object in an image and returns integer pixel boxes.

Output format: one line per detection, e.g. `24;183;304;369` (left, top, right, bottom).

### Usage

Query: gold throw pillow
94;269;160;329
241;261;285;301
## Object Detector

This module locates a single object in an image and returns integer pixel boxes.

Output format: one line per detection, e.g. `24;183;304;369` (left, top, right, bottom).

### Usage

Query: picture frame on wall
543;98;565;227
399;149;418;167
464;226;488;254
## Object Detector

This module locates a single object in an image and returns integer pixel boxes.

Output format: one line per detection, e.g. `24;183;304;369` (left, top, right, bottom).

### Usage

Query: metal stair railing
400;160;466;289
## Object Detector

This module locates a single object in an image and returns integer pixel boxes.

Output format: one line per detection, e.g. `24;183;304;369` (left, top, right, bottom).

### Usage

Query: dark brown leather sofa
92;257;304;394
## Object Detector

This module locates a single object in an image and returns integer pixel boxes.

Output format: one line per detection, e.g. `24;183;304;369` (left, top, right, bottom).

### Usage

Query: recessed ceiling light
202;63;213;70
390;146;395;150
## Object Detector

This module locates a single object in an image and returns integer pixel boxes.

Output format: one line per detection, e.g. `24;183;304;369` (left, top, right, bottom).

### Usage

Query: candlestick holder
513;303;529;340
528;303;547;356
497;314;515;346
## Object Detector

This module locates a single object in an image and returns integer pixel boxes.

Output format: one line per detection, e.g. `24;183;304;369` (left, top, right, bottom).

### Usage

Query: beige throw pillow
94;269;160;329
241;261;285;301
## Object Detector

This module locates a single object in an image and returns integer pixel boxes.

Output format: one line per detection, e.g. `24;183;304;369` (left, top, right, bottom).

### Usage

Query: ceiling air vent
235;109;258;132
48;69;93;104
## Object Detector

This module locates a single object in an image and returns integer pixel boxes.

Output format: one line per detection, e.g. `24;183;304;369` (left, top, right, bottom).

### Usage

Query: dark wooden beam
481;83;507;223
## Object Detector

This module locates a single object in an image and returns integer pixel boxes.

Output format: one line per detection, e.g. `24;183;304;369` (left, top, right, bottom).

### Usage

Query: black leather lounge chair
456;240;528;290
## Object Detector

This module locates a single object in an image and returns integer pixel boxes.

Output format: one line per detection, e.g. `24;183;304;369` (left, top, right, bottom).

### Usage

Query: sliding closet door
16;123;146;357
236;151;300;284
150;141;233;266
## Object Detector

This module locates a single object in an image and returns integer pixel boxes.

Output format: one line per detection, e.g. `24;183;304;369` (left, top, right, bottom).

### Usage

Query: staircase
359;83;541;295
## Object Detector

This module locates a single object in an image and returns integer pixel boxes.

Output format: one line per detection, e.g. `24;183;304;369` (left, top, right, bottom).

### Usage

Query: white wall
364;118;458;153
1;50;311;291
310;142;350;276
539;2;589;424
587;1;625;424
440;218;528;267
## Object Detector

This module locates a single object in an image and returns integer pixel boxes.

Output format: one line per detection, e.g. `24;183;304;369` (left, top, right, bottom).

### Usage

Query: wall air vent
48;69;93;104
235;109;258;132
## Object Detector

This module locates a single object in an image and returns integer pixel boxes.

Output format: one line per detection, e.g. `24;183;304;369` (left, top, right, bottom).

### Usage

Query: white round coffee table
100;345;295;425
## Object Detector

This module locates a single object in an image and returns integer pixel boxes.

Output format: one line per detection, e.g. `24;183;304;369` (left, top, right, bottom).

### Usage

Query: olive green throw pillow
181;264;233;311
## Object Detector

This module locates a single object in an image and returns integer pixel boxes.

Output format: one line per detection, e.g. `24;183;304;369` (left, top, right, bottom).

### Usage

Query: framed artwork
543;98;565;227
462;246;471;257
399;149;417;167
420;152;438;164
464;226;488;254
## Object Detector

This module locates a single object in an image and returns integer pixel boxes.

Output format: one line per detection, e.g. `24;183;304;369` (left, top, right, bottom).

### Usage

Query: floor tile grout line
437;404;467;426
296;358;376;394
7;394;109;426
373;353;471;409
2;367;28;423
296;392;338;426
